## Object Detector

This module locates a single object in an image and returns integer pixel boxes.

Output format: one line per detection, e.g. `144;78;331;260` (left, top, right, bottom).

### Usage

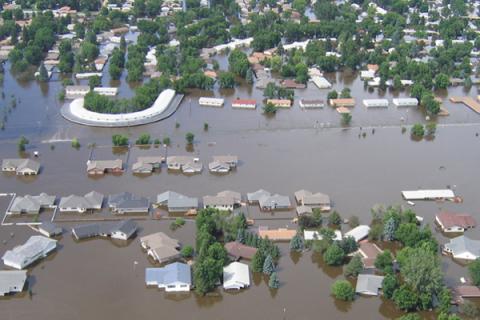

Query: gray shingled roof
145;262;191;286
72;220;137;240
0;270;27;296
247;189;271;202
356;274;384;295
445;236;480;258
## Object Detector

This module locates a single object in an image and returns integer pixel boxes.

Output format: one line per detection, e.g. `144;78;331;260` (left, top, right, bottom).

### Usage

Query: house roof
72;220;137;240
258;194;291;208
223;262;250;289
436;212;476;229
208;161;230;171
356;274;384;295
140;232;180;250
132;162;153;172
345;225;370;242
2;236;57;267
166;156;196;166
0;270;27;295
224;241;257;260
108;192;149;210
145;262;191;286
217;190;241;202
445;235;480;258
2;158;40;173
59;191;104;209
157;191;198;209
39;222;62;236
247;189;271;202
296;205;313;215
294;190;330;205
455;285;480;297
258;227;296;240
87;159;122;172
401;189;455;200
212;155;238;164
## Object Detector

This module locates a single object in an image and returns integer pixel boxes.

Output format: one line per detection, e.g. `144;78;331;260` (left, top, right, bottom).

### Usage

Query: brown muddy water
1;61;480;319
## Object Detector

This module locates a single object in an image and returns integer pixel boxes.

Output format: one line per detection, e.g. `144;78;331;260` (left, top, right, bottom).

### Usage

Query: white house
443;236;480;261
223;262;250;290
392;98;419;107
356;274;384;296
145;262;191;292
345;225;370;242
363;99;389;108
199;97;224;107
304;230;342;241
2;236;57;269
93;87;119;96
0;270;27;296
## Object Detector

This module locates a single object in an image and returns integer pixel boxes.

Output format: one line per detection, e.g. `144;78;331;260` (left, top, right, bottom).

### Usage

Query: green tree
228;49;249;78
393;285;419;311
162;137;171;146
327;90;338;100
328;211;342;226
185;132;194;144
393;75;402;90
396;314;421;320
38;63;48;82
382;273;399;299
426;123;437;136
136;133;151;145
434;73;450;89
344;255;363;278
218;71;235;89
268;272;280;289
181;245;194;258
339;236;358;254
246;68;254;84
194;257;222;295
263;254;275;275
289;234;304;251
341;113;352;126
263;102;278;115
112;134;129;146
252;250;265;272
340;88;351;99
323;243;345;266
469;258;480;286
71;138;80;149
88;75;101;89
17;136;29;152
374;250;393;273
331;280;355;301
383;217;396;241
410;124;424;137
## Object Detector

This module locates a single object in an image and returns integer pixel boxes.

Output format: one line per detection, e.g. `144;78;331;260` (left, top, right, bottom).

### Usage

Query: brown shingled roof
224;241;257;260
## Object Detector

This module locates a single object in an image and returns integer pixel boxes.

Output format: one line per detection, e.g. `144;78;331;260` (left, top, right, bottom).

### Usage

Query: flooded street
1;65;480;319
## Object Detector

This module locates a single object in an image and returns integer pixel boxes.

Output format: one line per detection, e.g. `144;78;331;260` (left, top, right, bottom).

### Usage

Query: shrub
331;280;355;301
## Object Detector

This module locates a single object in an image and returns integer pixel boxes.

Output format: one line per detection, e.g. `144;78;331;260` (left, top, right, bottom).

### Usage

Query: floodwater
1;57;480;319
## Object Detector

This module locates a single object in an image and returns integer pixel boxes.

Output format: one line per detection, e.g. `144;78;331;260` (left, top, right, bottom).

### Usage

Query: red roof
358;241;383;268
232;99;256;105
224;241;257;260
437;212;476;229
455;286;480;297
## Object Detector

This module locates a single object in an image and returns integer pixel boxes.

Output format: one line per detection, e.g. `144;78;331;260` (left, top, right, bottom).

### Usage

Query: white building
304;230;342;241
145;262;191;292
2;236;57;269
392;98;419;107
444;236;480;261
199;97;224;107
401;189;455;201
363;99;389;108
65;85;90;99
0;270;27;296
311;76;332;89
93;87;119;96
344;225;370;242
223;262;250;290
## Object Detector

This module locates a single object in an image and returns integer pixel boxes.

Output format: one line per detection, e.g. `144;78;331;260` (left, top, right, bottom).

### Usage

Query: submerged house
38;222;63;238
2;236;57;269
258;227;297;241
58;191;104;213
356;241;383;269
166;156;202;173
132;156;164;173
209;156;238;173
435;212;476;233
203;190;241;211
107;192;150;214
0;270;27;296
145;262;192;292
140;232;181;264
247;189;291;211
355;274;384;296
223;262;250;290
86;159;123;175
345;225;371;242
1;158;40;175
443;235;480;261
224;241;257;260
156;191;198;213
294;190;331;211
72;220;138;241
8;193;56;215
